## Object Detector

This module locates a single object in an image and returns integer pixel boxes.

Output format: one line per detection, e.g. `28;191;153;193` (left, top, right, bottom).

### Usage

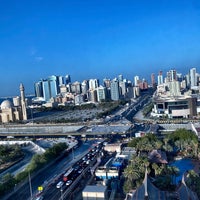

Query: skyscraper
119;81;127;96
190;68;197;88
166;70;177;82
157;71;163;85
81;80;89;95
103;78;111;88
89;79;99;90
42;79;51;101
65;74;71;84
134;76;139;86
118;74;123;82
58;76;64;86
48;75;60;98
151;73;156;88
71;81;82;94
34;81;43;97
110;79;120;101
97;85;107;102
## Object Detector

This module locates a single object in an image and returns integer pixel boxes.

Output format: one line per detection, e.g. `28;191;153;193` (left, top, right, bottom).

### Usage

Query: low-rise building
103;143;122;153
82;185;108;200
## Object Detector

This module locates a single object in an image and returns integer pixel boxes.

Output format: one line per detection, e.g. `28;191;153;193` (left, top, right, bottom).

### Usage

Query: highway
4;140;95;200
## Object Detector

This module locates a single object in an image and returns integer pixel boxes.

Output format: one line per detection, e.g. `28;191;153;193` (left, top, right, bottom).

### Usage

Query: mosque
0;84;27;123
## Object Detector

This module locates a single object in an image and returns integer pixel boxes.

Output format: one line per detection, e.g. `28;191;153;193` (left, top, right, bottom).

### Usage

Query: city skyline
1;0;200;96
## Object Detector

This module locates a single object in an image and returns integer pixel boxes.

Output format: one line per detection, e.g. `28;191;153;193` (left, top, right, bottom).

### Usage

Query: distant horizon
1;0;200;96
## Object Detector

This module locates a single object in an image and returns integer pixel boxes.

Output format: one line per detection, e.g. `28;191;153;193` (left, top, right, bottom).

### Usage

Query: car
36;196;44;200
78;168;83;174
66;180;72;186
56;181;64;188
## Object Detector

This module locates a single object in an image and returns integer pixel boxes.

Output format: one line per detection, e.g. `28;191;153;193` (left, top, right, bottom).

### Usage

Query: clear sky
0;0;200;97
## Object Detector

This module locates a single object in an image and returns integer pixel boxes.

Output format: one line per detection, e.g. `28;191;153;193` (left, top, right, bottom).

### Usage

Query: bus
63;168;74;182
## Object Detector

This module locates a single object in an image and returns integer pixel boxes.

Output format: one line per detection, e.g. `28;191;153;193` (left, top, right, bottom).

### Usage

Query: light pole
29;172;33;199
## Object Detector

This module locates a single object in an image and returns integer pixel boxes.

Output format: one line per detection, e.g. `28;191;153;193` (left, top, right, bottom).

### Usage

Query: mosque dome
1;100;13;110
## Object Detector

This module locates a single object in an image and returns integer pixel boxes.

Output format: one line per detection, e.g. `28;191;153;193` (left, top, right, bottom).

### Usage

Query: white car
56;181;64;188
36;196;44;200
66;180;72;186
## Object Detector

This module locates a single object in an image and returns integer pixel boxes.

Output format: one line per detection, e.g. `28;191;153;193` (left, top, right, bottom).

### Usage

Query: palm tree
123;165;140;182
152;163;159;176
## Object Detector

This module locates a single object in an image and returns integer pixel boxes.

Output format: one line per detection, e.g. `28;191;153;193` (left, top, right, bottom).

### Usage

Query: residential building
110;79;120;101
190;68;197;89
89;79;99;90
65;74;71;84
134;75;139;86
157;70;163;85
97;85;107;102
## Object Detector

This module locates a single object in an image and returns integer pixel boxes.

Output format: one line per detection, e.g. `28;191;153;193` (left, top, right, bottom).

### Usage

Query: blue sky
0;0;200;96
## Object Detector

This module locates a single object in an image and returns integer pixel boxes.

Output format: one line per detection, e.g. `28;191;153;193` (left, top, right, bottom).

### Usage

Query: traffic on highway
38;143;103;200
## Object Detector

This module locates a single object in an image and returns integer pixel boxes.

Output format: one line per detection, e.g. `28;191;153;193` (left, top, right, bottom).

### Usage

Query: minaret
20;83;27;120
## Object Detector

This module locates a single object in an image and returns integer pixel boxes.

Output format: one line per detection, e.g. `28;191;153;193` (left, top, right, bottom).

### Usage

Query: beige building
82;185;107;200
103;143;122;153
0;84;27;123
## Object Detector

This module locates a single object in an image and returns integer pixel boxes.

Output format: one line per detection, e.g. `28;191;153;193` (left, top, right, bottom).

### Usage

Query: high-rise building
81;80;89;95
110;79;120;101
88;89;97;102
118;74;123;82
157;71;163;85
58;76;64;86
71;81;82;94
119;81;127;96
97;86;107;102
89;79;99;90
190;68;197;88
139;79;148;90
169;81;181;96
34;81;43;97
177;73;183;82
65;74;71;84
134;76;139;86
103;78;111;88
42;80;51;101
60;85;67;94
166;70;177;82
48;75;60;98
151;73;156;88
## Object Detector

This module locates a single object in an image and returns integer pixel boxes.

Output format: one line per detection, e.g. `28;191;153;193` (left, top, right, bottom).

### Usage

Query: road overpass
0;124;84;137
0;123;133;137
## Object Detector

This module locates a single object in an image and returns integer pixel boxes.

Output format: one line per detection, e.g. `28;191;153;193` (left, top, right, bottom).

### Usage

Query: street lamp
29;172;33;199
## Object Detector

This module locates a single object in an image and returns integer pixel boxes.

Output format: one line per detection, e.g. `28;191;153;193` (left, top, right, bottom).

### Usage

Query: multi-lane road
4;140;99;200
